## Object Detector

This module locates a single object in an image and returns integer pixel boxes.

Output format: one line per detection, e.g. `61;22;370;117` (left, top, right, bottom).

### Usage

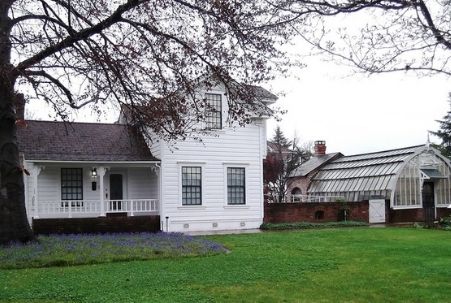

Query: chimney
314;140;326;156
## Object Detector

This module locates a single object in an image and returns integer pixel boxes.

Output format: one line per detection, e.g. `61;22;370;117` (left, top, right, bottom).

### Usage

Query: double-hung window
182;167;202;205
227;167;245;205
205;93;222;129
61;168;83;207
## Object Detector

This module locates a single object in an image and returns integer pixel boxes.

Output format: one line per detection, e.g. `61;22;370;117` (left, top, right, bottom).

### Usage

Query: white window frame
223;163;249;208
178;162;206;207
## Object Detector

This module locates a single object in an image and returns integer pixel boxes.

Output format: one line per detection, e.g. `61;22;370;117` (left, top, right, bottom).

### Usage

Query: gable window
205;93;222;129
227;167;245;205
61;168;83;206
182;167;202;205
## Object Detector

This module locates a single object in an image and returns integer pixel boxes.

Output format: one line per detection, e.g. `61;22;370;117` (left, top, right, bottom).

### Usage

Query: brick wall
264;201;369;223
287;176;312;198
387;207;451;223
33;216;161;234
264;200;451;225
437;208;451;218
388;208;423;223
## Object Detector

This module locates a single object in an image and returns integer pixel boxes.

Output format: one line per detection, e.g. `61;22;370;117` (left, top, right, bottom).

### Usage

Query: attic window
205;93;222;129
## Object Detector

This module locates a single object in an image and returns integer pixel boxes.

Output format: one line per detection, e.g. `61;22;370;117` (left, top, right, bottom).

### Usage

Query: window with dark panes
182;167;202;205
61;168;83;204
205;93;222;129
227;167;245;205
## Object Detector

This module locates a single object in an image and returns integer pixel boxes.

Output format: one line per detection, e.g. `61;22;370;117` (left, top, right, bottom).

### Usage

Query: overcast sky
28;57;450;156
266;56;450;156
26;42;450;157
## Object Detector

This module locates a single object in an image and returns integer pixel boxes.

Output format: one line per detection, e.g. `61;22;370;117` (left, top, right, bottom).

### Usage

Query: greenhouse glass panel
393;158;421;207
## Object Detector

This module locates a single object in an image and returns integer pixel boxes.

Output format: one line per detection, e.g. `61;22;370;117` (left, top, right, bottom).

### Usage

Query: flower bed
0;232;226;269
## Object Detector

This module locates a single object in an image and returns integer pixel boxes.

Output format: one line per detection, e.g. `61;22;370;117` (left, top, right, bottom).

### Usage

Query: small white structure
18;84;277;233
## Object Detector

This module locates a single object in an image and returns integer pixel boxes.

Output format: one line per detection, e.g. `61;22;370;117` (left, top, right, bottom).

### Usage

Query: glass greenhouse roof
308;145;425;194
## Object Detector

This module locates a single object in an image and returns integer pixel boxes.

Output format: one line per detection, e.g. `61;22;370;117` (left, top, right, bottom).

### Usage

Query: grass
1;228;451;302
0;233;226;269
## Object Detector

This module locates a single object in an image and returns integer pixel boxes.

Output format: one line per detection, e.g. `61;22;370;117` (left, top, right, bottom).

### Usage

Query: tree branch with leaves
283;0;451;76
0;0;304;244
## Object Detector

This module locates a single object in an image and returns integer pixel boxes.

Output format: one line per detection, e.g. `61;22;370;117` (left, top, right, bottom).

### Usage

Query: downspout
259;120;264;222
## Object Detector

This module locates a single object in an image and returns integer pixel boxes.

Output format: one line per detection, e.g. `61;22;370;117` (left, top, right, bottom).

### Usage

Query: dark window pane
227;167;245;205
61;168;83;201
182;166;202;205
205;93;222;129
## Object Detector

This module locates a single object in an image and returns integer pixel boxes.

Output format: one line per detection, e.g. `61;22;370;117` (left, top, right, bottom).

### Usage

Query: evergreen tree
431;93;451;158
264;126;311;203
272;126;292;152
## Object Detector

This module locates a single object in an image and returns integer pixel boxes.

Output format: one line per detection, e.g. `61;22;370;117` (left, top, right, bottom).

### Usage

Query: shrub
439;216;451;230
260;221;368;231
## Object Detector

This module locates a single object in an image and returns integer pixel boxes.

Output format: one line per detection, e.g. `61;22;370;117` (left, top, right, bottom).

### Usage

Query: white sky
21;5;450;156
26;20;450;157
28;57;450;157
266;57;450;156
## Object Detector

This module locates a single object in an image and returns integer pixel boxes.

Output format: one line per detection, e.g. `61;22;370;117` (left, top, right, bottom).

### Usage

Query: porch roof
17;120;159;162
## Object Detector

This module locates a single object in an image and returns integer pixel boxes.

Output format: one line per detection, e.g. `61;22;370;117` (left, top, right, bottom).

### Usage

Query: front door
422;182;435;226
110;174;123;210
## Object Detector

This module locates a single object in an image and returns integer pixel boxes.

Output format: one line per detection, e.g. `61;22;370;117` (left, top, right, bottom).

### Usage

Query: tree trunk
0;1;34;244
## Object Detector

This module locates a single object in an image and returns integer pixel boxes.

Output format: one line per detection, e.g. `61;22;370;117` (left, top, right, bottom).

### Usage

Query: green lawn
1;228;451;302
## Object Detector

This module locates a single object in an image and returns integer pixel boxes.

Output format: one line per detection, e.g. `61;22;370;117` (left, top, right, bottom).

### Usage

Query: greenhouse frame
287;143;451;223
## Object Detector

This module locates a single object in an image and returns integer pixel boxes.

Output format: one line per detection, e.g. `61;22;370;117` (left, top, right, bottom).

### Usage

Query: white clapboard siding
159;120;266;232
38;167;60;202
127;167;158;199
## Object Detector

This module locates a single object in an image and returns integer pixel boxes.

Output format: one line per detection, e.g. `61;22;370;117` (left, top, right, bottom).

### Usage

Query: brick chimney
314;140;326;156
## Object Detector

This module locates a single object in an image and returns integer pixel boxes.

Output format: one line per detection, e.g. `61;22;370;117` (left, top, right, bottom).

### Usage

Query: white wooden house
18;84;277;233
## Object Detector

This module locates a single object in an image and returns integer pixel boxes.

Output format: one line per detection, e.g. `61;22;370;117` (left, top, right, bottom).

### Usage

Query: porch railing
265;194;345;203
33;199;159;218
290;194;345;203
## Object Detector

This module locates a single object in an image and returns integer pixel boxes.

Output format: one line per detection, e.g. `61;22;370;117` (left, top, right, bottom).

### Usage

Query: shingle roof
290;153;343;177
17;120;159;162
308;145;424;194
246;85;278;101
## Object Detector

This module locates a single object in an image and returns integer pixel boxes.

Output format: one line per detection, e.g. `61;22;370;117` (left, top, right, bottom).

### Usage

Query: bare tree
284;0;451;76
264;126;311;203
0;0;304;244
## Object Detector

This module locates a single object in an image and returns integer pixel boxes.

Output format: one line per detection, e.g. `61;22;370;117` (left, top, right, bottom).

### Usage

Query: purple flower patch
0;232;226;269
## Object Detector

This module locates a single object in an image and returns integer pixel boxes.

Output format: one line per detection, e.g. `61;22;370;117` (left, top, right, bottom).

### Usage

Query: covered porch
25;162;161;221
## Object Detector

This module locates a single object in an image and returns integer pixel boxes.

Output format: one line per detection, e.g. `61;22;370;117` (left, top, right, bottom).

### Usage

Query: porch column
31;166;42;219
155;164;161;213
98;167;106;217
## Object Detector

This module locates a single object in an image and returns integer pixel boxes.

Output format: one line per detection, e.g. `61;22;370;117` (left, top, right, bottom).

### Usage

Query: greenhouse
288;142;451;223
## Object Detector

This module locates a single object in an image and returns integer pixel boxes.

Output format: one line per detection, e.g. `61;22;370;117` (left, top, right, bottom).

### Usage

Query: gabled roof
17;120;159;162
246;85;278;102
290;152;343;177
308;145;424;194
